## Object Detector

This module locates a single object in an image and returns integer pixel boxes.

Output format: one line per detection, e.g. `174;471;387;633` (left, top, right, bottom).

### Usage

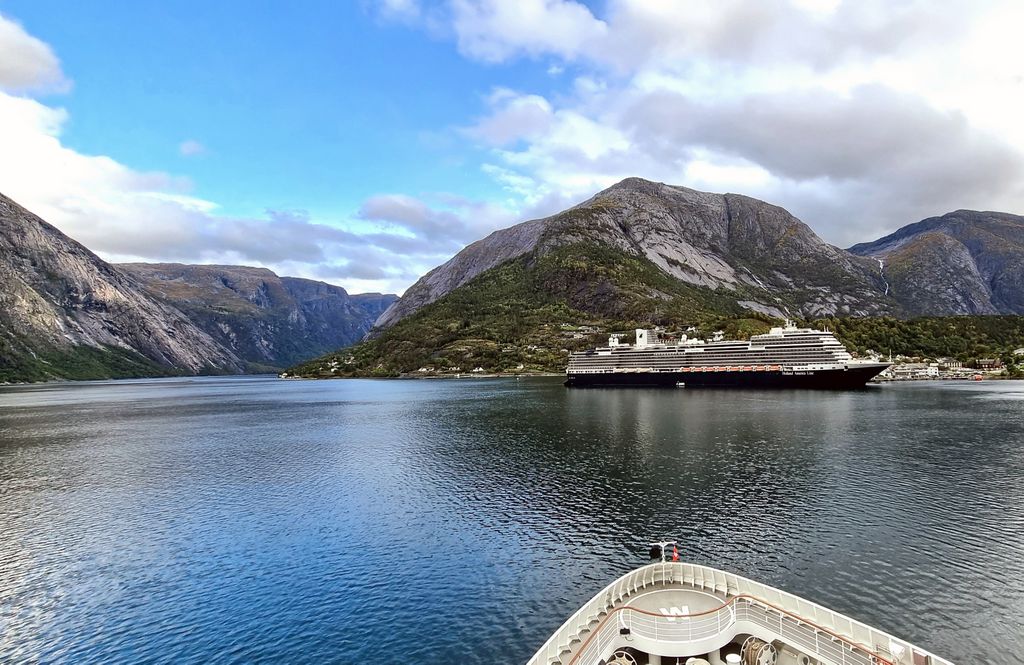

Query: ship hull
565;364;887;389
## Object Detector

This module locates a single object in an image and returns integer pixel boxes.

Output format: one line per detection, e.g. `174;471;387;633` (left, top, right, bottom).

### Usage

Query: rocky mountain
848;210;1024;316
120;263;396;368
294;178;908;378
0;193;244;382
295;178;1024;378
375;177;895;330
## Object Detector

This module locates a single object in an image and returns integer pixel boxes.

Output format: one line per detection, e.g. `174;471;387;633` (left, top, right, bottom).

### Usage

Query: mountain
848;210;1024;316
119;263;397;368
292;178;905;378
0;193;243;382
375;178;894;331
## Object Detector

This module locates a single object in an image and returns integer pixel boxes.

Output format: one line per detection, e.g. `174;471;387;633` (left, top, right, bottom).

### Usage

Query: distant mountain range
4;179;1023;382
0;193;394;382
120;264;396;369
293;178;1024;377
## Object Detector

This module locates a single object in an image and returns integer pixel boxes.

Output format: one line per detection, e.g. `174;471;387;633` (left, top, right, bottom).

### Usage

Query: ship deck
528;562;952;665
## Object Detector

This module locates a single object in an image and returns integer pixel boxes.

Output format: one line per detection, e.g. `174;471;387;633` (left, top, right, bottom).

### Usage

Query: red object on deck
672;545;679;561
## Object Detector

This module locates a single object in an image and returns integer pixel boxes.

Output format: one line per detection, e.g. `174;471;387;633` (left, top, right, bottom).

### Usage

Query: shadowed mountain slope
0;193;243;382
120;263;396;368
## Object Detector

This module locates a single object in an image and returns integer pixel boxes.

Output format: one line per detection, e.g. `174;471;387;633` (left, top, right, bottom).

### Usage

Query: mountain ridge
0;192;395;381
0;193;244;381
120;263;396;368
293;178;1024;378
848;209;1024;315
373;177;896;332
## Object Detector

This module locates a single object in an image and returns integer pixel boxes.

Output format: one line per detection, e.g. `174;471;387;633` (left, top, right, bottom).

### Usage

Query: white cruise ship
527;544;951;665
565;322;889;388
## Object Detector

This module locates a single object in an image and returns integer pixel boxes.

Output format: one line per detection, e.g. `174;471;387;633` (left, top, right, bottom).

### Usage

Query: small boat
527;542;951;665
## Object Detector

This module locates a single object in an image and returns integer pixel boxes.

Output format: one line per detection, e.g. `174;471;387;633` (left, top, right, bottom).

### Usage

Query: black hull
565;365;886;389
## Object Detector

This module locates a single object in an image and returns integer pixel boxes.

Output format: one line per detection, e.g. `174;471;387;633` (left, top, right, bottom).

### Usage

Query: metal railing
567;598;737;665
525;562;954;665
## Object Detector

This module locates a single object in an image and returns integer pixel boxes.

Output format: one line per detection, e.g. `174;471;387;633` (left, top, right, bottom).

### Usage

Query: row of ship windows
572;352;848;361
604;343;842;353
570;360;846;369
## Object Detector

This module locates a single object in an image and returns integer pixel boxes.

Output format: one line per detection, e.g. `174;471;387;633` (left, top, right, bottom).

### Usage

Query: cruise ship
527;543;952;665
565;322;888;388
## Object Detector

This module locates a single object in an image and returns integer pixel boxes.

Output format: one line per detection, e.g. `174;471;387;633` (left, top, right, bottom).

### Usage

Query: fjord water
1;377;1022;664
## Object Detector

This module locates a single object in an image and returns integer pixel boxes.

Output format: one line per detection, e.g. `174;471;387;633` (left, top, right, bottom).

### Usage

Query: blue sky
0;1;1022;294
2;1;522;215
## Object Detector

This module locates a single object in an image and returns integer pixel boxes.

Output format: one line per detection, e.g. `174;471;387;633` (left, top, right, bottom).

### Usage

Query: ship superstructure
565;321;888;388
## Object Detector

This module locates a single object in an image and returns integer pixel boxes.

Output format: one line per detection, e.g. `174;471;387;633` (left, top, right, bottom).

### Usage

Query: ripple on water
0;377;1023;664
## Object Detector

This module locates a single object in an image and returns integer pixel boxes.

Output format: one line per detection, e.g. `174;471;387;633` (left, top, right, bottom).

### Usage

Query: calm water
1;377;1022;664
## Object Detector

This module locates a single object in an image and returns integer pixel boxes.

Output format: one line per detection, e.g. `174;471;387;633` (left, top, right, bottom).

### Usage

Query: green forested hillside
813;315;1024;366
287;243;777;378
287;240;1024;379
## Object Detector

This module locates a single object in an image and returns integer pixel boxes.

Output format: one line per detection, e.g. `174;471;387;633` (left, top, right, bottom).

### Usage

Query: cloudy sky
1;1;1022;295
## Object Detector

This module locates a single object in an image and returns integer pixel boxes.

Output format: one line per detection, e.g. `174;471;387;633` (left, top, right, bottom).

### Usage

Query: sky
1;1;1023;295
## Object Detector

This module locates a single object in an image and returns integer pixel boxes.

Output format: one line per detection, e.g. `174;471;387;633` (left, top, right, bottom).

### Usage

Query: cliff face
0;193;243;381
849;210;1024;316
374;178;894;331
119;264;397;368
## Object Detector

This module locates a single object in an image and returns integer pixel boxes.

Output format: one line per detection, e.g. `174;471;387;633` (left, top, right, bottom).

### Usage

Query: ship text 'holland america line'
564;321;889;388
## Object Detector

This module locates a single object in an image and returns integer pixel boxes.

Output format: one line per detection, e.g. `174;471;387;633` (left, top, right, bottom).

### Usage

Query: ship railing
525;562;954;665
567;601;737;665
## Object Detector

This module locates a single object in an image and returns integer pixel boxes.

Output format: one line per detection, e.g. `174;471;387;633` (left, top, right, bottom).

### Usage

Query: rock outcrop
374;178;895;330
849;210;1024;316
0;193;243;380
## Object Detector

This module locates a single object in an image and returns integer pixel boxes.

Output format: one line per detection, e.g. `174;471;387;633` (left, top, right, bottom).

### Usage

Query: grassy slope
288;243;775;378
0;333;178;383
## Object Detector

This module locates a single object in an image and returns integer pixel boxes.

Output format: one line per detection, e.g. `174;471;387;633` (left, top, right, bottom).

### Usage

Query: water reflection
0;377;1022;664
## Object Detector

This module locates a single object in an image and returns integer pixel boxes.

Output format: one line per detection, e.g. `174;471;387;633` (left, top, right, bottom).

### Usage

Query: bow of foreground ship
528;543;951;665
565;322;889;389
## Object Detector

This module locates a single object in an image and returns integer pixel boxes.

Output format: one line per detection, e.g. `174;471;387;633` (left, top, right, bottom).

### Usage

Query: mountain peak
372;178;894;331
848;208;1024;315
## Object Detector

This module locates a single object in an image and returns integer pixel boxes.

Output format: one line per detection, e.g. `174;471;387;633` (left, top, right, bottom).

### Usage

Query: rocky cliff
0;193;243;382
374;177;895;330
120;263;396;368
295;178;1024;378
848;210;1024;316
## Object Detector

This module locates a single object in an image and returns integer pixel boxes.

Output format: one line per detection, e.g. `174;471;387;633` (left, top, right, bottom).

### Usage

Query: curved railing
567;597;737;665
526;562;954;665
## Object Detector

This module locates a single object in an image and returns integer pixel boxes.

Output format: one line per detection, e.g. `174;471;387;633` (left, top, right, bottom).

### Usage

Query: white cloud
464;89;553;146
449;0;607;63
0;13;69;92
413;0;1024;246
0;87;486;295
0;11;531;296
375;0;422;22
178;139;206;156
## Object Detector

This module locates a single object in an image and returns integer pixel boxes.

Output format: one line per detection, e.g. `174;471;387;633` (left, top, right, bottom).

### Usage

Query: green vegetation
289;237;1024;379
813;315;1024;373
0;335;179;383
286;236;1024;380
288;242;777;378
